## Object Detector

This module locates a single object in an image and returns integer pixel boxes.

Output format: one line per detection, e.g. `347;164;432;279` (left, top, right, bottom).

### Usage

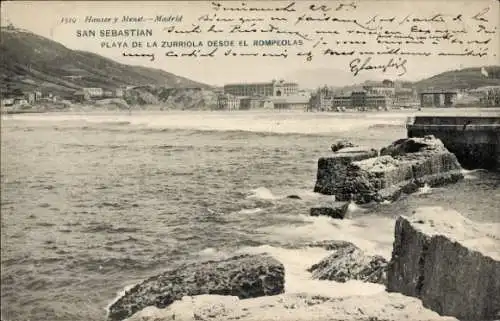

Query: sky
1;0;499;86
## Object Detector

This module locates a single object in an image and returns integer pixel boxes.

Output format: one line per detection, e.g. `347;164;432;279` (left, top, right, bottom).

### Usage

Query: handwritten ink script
65;1;498;77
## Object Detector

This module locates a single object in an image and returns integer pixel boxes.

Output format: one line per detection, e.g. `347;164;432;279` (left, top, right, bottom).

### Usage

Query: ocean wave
82;222;141;234
415;184;433;195
246;187;281;200
237;208;263;214
368;123;405;130
106;283;138;314
237;244;385;297
260;214;395;259
461;168;488;180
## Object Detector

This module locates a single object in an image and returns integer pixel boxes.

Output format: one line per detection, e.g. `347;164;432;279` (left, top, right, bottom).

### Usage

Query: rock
314;136;464;203
314;148;379;195
387;207;500;321
286;195;302;200
307;242;388;284
380;135;445;157
306;240;355;251
107;254;285;321
331;139;357;152
124;292;459;321
95;98;130;109
310;202;349;219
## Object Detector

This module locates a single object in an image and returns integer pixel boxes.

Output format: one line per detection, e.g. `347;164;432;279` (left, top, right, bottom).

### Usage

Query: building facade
309;86;335;111
470;86;500;107
364;86;396;97
224;80;298;97
240;97;263;110
217;93;240;110
332;91;390;109
83;87;104;98
271;96;310;110
394;88;417;106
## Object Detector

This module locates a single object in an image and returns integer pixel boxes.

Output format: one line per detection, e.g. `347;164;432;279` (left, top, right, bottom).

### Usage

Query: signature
349;56;408;76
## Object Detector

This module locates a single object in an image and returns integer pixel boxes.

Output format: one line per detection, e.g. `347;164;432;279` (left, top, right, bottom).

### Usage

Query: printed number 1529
61;17;77;23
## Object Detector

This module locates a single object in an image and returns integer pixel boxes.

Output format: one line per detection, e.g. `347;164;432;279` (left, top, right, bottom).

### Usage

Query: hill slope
0;26;210;97
413;66;500;90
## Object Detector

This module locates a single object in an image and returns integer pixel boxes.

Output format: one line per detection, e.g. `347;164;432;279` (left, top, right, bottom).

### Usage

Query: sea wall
407;116;500;170
314;137;463;203
387;207;500;321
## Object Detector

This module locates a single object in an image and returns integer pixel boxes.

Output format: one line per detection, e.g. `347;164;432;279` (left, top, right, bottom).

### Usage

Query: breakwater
406;116;500;170
314;136;464;204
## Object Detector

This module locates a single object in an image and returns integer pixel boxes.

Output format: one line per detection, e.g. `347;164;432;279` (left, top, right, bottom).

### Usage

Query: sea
1;110;499;321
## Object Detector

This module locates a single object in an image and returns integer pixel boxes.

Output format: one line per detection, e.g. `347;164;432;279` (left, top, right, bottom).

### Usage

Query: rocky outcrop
314;146;378;196
123;292;459;321
331;139;357;152
314;136;464;203
310;202;349;219
307;241;388;284
107;254;285;321
387;207;500;321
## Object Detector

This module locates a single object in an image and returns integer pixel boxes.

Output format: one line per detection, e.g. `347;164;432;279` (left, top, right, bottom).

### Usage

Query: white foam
347;201;365;214
415;183;433;195
238;208;263;214
5;111;409;134
198;247;230;260
261;214;395;259
246;187;280;200
237;245;385;298
106;283;137;312
461;168;485;180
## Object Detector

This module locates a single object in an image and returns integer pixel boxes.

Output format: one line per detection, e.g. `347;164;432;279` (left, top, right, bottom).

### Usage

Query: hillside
413;66;500;90
125;86;218;110
0;26;210;98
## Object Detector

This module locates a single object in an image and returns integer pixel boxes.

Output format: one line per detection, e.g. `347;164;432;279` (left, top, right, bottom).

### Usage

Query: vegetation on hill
413;66;500;90
0;26;210;98
124;86;218;110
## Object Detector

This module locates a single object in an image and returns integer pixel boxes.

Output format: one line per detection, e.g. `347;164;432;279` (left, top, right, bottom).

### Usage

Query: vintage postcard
1;1;499;321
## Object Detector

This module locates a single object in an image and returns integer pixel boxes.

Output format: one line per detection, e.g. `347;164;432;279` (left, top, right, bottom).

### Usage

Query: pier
407;116;500;170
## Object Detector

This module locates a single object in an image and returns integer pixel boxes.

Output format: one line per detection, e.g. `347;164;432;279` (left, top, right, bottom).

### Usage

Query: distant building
115;88;124;98
332;96;351;108
25;92;35;104
363;85;396;97
14;98;28;106
217;93;240;110
469;86;500;107
224;80;298;97
1;98;14;106
73;90;88;102
240;96;263;110
419;90;458;107
394;88;417;107
34;91;42;101
103;90;114;98
332;91;391;109
271;95;310;110
83;87;103;98
309;86;335;111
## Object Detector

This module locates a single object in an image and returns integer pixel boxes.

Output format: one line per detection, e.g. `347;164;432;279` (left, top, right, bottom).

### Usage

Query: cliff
387;207;500;321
